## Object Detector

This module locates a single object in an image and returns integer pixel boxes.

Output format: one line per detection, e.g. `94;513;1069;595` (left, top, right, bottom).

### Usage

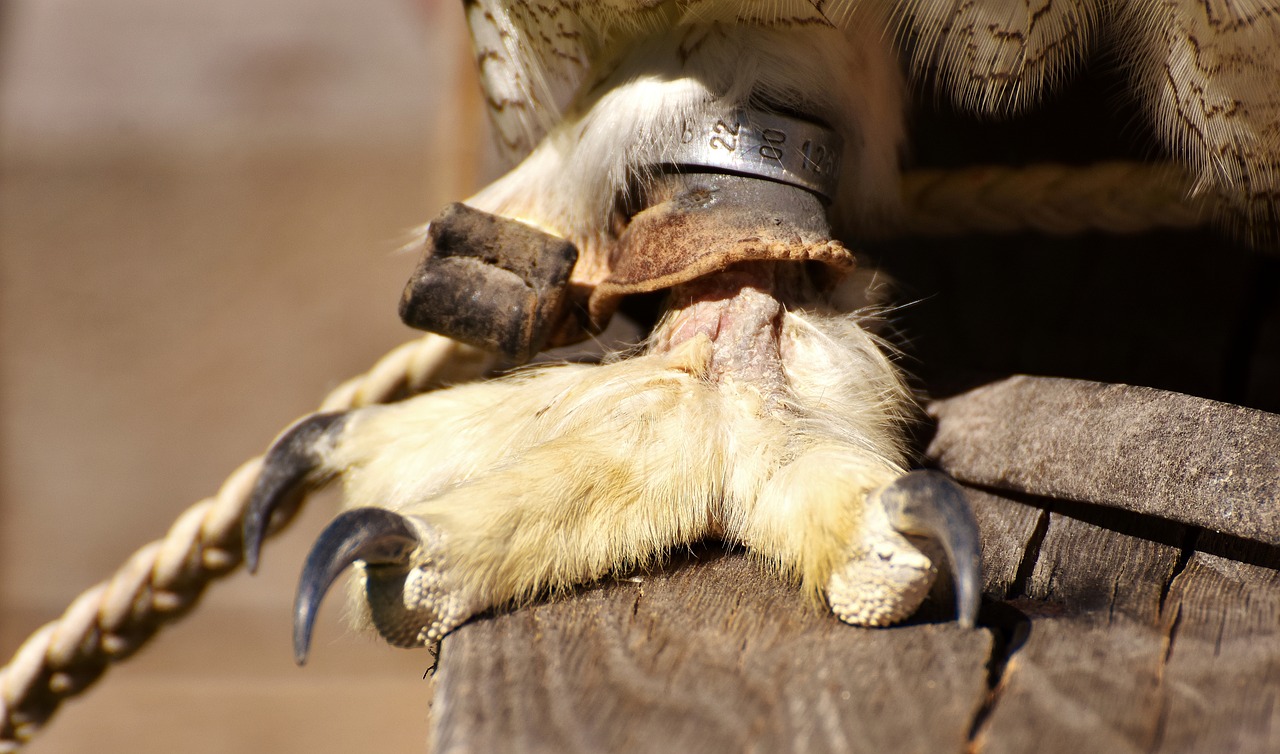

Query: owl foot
826;471;980;628
293;507;477;663
243;262;981;658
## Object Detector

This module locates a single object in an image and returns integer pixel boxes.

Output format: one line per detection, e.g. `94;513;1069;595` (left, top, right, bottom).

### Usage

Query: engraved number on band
802;140;836;176
759;128;786;162
668;110;842;199
709;119;740;151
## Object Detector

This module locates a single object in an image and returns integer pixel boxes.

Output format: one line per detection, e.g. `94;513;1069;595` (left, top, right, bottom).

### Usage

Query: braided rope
0;159;1219;751
894;161;1206;237
0;334;494;751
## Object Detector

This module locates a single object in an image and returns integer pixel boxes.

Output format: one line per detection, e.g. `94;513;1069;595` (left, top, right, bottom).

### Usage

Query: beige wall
1;0;485;749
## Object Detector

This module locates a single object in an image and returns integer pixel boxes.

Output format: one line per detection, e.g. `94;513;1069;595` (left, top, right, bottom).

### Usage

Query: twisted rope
0;159;1220;751
894;161;1206;237
0;335;494;751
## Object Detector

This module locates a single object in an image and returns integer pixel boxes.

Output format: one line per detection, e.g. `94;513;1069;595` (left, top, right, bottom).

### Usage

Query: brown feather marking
1120;0;1280;243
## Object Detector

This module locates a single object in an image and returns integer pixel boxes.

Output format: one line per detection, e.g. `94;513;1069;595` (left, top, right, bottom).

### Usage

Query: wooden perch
431;377;1280;754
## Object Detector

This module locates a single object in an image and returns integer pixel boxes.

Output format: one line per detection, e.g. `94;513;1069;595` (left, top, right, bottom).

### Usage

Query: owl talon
293;507;421;665
876;470;982;628
243;412;349;573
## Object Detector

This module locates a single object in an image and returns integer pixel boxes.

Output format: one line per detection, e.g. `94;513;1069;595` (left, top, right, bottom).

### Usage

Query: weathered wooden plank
1151;536;1280;753
433;549;992;754
973;513;1182;754
966;486;1045;600
1024;513;1181;623
927;376;1280;546
929;381;1280;753
977;617;1170;754
430;379;1280;753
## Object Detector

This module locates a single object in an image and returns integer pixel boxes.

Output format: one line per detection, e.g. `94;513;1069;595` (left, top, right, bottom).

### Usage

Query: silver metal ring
664;110;843;201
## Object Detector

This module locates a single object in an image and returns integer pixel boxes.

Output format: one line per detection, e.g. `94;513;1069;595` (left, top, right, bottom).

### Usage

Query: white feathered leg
723;305;937;627
321;336;728;645
247;262;981;655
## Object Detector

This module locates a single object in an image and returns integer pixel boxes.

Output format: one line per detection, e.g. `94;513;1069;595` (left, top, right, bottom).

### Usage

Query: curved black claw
879;470;983;628
243;412;348;573
294;507;420;665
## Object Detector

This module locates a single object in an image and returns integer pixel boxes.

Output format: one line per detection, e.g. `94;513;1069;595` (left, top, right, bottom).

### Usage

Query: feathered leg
257;337;733;654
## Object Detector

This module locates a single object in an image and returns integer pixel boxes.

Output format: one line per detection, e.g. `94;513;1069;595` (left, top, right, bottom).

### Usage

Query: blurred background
3;1;1278;752
1;0;488;750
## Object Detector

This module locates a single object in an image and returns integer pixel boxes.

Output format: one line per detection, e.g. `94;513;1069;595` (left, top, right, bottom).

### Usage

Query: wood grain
973;513;1181;754
1151;535;1280;753
928;376;1280;546
966;487;1045;600
434;549;992;754
431;379;1280;753
1023;512;1181;623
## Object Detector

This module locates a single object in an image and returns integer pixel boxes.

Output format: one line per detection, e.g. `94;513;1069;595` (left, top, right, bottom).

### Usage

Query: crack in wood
960;487;1043;750
429;467;1279;752
1158;529;1199;613
967;483;1190;552
1145;543;1197;754
964;601;1031;748
967;481;1280;578
1008;509;1050;600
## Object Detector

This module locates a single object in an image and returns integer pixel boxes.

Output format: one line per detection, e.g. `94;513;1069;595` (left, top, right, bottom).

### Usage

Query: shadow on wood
432;377;1280;754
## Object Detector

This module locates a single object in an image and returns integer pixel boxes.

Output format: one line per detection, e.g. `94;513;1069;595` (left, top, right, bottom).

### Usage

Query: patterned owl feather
463;0;865;164
461;0;1279;243
896;0;1104;115
1118;0;1280;244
